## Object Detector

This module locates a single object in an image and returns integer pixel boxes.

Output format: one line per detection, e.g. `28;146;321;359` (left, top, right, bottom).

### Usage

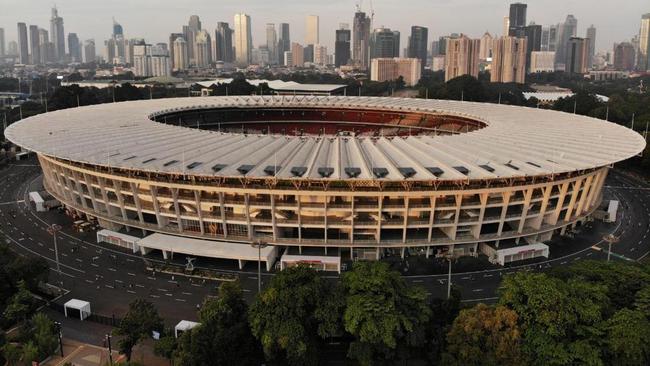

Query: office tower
182;15;200;63
104;38;116;63
438;34;459;55
408;26;428;71
8;41;18;56
234;13;252;65
370;58;421;86
50;7;65;61
353;11;371;68
586;25;596;67
556;15;578;69
305;15;319;45
0;28;4;57
524;24;542;72
215;23;234;63
303;44;314;63
168;33;182;69
189;15;201;33
541;25;558;52
479;32;493;60
151;44;170;77
503;16;510;36
314;44;328;65
614;42;635;71
639;14;650;71
566;37;589;74
278;23;290;64
194;30;211;67
335;26;351;67
284;51;293;66
173;37;189;70
17;23;29;64
265;24;277;64
132;42;151;76
530;51;555;73
444;35;480;82
68;33;81;62
84;39;96;63
113;19;123;37
491;36;527;83
38;29;51;64
291;43;304;67
508;3;527;37
29;25;41;64
370;28;400;59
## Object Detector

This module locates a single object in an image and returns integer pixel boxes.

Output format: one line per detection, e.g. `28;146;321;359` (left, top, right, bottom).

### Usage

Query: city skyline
1;0;648;54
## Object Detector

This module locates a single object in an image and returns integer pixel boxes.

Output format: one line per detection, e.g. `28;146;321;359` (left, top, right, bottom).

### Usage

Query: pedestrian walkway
42;338;122;366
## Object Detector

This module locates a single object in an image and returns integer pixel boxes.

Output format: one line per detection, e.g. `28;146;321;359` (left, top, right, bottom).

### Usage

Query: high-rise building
530;51;555;73
370;58;421;86
169;33;183;69
234;13;252;65
84;39;96;63
173;37;189;70
566;37;589;74
444;35;480;82
370;28;400;59
303;44;314;63
508;3;527;37
479;32;493;60
335;25;351;67
266;24;277;64
194;30;212;67
502;16;510;37
408;26;428;71
7;41;18;56
29;25;41;64
68;33;81;62
491;36;527;83
314;44;328;65
132;41;151;76
305;15;319;45
150;44;171;77
614;42;635;71
541;25;558;52
586;25;596;67
38;29;52;64
278;23;291;64
290;42;304;67
353;11;371;68
189;15;201;33
524;24;542;72
639;14;650;71
113;19;123;38
556;15;577;70
50;7;65;62
283;51;292;66
17;22;29;64
0;28;5;57
215;23;234;63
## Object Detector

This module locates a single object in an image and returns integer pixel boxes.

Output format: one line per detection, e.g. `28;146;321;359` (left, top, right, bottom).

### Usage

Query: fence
48;301;122;327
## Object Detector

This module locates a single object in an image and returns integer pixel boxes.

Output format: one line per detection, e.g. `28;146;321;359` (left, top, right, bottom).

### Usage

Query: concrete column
451;194;462;240
171;188;183;233
516;188;534;234
377;196;383;244
297;195;302;243
428;196;437;242
324;196;328;244
129;182;146;226
496;191;512;237
563;178;584;222
82;173;101;213
244;193;253;239
589;168;609;209
550;182;570;225
193;190;205;235
575;175;594;217
97;177;117;217
473;193;488;239
70;171;89;209
149;186;164;229
111;179;130;230
219;192;228;237
402;197;410;244
270;194;278;241
534;185;553;230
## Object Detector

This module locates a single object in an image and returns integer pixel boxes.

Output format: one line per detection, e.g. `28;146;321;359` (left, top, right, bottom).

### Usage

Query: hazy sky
1;0;647;53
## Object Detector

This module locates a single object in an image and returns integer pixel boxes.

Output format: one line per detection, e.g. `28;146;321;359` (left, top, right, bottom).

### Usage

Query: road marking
181;292;192;296
104;285;114;289
411;280;423;283
108;268;117;272
90;263;99;268
150;295;160;299
127;290;136;294
472;289;484;292
175;298;186;302
147;276;156;280
135;284;145;288
114;279;124;284
127;272;136;276
157;288;168;292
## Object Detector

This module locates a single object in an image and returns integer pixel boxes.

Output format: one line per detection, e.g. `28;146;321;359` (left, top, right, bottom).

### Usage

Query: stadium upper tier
5;96;645;181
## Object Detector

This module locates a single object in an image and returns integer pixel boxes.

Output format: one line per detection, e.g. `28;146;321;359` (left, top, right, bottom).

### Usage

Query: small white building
174;320;200;338
97;229;142;253
28;191;46;212
480;242;549;265
64;299;91;320
280;253;341;273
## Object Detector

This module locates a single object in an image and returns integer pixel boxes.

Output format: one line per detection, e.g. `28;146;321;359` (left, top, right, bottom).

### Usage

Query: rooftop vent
237;164;255;175
372;167;389;178
186;162;202;170
345;167;362;178
453;166;470;175
527;161;541;168
211;164;227;172
291;166;308;177
163;160;179;167
318;167;334;178
123;155;137;161
504;162;519;170
264;165;281;176
479;164;495;173
398;167;416;178
426;167;444;177
142;158;157;164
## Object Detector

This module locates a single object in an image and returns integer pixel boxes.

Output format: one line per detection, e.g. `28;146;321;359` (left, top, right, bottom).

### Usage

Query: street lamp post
47;224;63;277
251;240;269;293
54;321;63;357
603;234;620;262
106;334;113;365
447;255;453;299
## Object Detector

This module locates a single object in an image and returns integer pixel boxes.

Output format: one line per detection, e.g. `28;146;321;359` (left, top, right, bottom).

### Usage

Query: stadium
5;96;646;270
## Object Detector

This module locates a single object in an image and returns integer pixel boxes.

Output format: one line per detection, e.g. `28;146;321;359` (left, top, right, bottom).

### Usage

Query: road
1;157;649;325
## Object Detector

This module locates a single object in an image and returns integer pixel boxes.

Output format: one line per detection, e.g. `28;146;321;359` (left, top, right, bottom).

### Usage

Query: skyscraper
408;26;428;71
215;23;234;63
29;25;41;64
290;42;304;67
234;13;252;65
639;14;650;71
112;19;123;38
444;35;480;82
353;10;371;69
50;7;65;62
371;58;422;86
38;29;51;64
335;25;351;67
68;33;81;62
508;3;527;37
84;39;96;63
491;36;527;83
0;28;4;57
266;24;277;64
305;15;319;45
556;15;578;70
479;32;493;60
567;37;589;74
278;23;291;64
173;37;189;70
524;24;542;72
17;22;29;64
194;30;211;67
168;33;183;69
586;25;596;68
614;42;635;71
370;28;400;59
314;44;328;65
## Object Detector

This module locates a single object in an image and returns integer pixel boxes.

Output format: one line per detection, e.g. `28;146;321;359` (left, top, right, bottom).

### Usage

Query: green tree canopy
604;308;650;365
113;299;164;361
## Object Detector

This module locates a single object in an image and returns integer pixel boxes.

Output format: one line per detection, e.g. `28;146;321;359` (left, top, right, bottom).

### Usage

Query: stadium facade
6;96;645;265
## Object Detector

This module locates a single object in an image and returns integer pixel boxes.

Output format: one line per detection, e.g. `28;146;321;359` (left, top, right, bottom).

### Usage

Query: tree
3;280;36;325
113;299;163;361
2;343;22;366
30;313;59;360
634;286;650;314
604;308;650;365
443;304;524;366
499;272;607;365
342;261;430;365
249;265;339;366
22;341;39;365
426;286;461;364
174;282;262;366
153;336;177;366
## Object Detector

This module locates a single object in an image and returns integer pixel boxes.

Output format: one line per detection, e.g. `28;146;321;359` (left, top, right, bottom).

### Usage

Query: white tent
174;320;200;338
63;299;91;320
